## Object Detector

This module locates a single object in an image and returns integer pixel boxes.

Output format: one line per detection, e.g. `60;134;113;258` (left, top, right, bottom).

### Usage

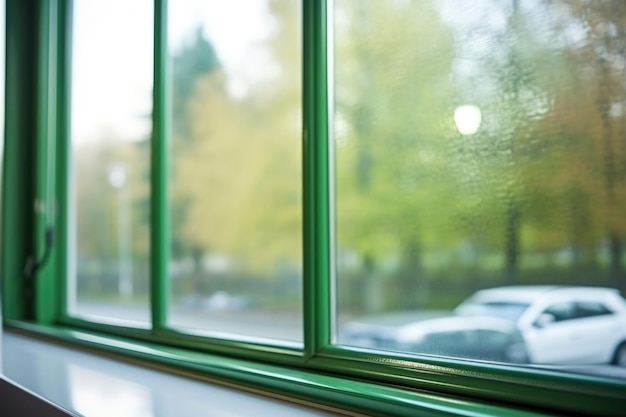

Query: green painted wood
303;0;332;359
60;315;304;367
34;0;61;324
310;346;626;417
2;0;41;321
55;0;72;323
150;0;170;332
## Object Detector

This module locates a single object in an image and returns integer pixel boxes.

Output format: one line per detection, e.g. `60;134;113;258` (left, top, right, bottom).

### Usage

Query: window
575;302;614;319
2;1;625;416
331;0;626;380
69;0;153;325
166;0;303;342
543;303;576;322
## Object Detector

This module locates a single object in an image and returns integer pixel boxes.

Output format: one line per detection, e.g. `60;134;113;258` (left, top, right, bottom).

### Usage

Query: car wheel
613;343;626;366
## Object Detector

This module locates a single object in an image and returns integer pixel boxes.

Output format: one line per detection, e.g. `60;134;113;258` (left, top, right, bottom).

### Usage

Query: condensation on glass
333;0;626;376
166;0;303;342
68;0;153;325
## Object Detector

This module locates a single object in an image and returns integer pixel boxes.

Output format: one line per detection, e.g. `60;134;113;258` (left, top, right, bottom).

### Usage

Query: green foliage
172;27;220;140
172;0;301;275
73;0;626;306
334;0;626;312
334;0;460;309
74;136;149;260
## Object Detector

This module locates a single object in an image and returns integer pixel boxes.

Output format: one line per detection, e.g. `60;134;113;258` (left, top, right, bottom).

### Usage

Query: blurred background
68;0;626;369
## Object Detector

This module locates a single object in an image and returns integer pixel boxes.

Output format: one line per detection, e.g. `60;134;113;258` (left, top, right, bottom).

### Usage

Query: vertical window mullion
151;0;169;331
303;0;332;357
56;0;71;323
34;0;60;323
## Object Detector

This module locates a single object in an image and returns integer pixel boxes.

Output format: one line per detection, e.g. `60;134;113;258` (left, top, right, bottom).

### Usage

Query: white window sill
1;330;340;417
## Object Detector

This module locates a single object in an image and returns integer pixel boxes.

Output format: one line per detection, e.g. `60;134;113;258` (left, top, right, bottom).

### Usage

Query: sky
72;0;272;143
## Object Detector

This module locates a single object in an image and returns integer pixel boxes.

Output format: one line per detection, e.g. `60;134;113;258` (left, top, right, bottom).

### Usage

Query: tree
74;134;150;296
455;0;626;289
334;0;458;311
527;0;626;288
170;29;222;269
172;0;302;294
172;27;221;141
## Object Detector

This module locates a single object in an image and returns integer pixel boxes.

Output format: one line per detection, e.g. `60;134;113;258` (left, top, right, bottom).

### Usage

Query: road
74;301;303;341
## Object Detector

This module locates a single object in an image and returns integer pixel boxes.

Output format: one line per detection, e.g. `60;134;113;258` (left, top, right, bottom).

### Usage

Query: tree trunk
505;199;520;284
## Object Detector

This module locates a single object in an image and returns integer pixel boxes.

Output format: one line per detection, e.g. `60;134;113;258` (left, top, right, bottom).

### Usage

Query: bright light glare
107;164;128;189
454;105;482;135
69;365;153;417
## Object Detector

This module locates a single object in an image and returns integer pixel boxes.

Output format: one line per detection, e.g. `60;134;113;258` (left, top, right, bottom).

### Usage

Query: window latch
24;226;55;279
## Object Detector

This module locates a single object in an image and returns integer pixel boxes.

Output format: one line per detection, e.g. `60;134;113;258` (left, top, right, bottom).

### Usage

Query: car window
574;302;614;319
542;302;577;322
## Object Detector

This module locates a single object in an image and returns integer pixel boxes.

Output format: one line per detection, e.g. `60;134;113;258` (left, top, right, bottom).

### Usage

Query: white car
455;286;626;366
343;312;528;363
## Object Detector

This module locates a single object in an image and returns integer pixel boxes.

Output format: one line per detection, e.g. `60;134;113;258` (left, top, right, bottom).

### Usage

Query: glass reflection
334;0;626;376
69;365;153;417
167;0;303;342
69;0;153;324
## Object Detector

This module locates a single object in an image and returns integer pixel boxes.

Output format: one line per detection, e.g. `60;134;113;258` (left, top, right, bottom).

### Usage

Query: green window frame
2;1;625;416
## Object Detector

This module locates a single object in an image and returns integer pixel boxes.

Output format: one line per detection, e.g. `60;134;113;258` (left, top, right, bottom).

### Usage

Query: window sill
2;321;568;417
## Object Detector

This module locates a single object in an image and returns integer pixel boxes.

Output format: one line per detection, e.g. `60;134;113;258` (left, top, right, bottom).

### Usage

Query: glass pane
69;0;153;325
334;0;626;378
167;0;302;342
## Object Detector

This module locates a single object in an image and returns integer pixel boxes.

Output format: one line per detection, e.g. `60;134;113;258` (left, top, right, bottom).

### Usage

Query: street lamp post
454;103;483;264
108;164;133;299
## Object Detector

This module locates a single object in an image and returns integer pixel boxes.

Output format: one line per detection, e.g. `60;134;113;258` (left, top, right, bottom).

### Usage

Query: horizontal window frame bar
308;346;626;416
56;315;305;365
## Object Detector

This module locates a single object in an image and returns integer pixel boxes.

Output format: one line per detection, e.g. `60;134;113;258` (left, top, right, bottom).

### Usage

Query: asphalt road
73;301;303;341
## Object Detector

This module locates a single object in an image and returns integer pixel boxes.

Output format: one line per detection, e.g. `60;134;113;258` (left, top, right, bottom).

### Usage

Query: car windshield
455;301;530;321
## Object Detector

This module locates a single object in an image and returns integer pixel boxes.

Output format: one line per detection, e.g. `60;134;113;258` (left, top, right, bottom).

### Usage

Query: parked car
342;311;529;363
454;286;626;366
343;286;626;366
